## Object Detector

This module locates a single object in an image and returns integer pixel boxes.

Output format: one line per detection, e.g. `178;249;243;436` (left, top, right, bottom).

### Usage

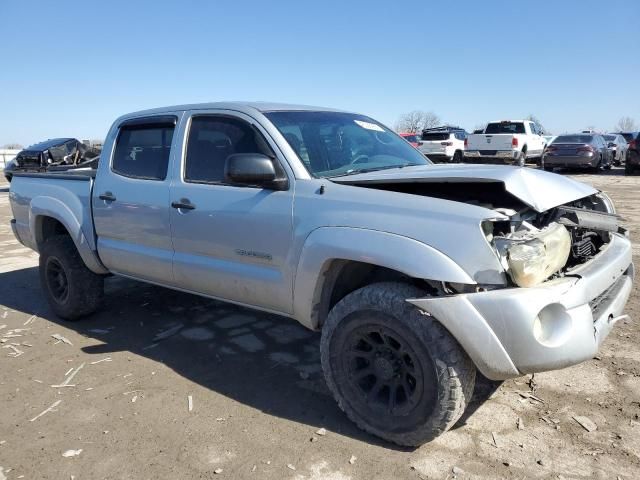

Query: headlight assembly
494;222;571;288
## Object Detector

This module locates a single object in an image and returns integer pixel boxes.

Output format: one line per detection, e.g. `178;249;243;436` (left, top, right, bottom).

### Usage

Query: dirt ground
0;168;638;480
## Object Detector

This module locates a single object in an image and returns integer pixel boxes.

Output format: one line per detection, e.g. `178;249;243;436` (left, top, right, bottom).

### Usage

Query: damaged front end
483;193;625;289
409;192;633;380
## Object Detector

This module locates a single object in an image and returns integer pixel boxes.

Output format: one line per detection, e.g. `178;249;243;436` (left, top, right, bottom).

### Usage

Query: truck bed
9;171;96;254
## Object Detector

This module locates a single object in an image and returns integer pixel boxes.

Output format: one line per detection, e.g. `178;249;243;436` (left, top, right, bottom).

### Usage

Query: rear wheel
321;282;476;446
516;150;526;167
39;236;104;320
452;151;463;163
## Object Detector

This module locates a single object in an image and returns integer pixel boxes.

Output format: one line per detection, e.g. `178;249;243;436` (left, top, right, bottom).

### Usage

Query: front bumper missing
408;234;634;380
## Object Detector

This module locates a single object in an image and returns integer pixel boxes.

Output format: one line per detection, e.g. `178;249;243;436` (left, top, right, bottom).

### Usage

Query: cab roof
119;102;348;121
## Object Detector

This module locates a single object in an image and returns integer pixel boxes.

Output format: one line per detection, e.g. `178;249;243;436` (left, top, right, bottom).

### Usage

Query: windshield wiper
327;163;424;178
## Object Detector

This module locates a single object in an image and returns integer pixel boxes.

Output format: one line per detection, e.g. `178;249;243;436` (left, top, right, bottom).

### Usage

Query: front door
93;115;179;284
170;112;294;314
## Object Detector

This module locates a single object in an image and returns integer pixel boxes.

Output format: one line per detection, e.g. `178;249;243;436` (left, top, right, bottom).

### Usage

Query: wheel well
37;216;70;247
311;260;425;329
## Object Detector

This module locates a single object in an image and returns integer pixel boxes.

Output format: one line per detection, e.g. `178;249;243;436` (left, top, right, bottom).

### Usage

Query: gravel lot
0;169;638;480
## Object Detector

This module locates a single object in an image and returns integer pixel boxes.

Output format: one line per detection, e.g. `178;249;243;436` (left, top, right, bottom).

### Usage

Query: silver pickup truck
9;102;634;446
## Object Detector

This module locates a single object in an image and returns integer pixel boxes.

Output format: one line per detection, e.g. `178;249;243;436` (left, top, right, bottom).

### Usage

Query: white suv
418;127;467;163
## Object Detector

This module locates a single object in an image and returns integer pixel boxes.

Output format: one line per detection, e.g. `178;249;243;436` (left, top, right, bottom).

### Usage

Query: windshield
265;111;430;177
602;135;615;141
553;135;593;143
485;122;526;134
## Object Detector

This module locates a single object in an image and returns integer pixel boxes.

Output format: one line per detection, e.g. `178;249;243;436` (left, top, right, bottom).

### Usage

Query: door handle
171;199;196;210
99;192;116;202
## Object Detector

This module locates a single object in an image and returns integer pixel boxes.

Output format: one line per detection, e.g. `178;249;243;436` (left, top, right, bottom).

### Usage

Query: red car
399;132;422;148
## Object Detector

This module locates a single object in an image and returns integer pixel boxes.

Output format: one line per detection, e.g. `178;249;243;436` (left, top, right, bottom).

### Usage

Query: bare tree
395;110;441;133
422;111;440;130
2;143;23;149
614;116;637;132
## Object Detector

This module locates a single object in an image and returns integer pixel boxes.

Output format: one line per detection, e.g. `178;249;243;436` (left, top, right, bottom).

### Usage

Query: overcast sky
1;0;639;146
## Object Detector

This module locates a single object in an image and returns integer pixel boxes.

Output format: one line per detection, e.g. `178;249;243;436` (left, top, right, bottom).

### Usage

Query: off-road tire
320;282;476;446
39;235;104;320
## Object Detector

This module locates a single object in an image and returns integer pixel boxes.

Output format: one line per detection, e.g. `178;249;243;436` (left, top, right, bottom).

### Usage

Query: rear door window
113;123;175;180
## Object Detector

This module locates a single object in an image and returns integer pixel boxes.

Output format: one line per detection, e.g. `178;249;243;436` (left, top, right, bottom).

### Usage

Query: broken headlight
493;222;571;288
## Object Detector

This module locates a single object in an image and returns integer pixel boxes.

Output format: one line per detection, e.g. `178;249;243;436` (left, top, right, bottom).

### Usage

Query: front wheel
39;236;104;320
320;282;476;446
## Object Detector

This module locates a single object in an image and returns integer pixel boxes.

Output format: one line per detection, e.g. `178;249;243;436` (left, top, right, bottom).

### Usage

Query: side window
113;125;174;180
184;116;272;184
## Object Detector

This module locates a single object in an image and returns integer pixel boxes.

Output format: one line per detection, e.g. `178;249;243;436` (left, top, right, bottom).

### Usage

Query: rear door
169;111;295;314
92;115;180;284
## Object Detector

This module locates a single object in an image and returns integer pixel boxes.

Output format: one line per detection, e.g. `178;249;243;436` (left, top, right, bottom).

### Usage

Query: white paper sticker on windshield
354;120;385;132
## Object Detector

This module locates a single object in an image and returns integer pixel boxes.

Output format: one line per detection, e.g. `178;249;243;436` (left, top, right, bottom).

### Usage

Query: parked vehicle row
397;122;639;175
8;102;633;446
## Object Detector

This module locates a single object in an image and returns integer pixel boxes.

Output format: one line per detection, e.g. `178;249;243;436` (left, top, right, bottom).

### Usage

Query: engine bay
488;194;624;286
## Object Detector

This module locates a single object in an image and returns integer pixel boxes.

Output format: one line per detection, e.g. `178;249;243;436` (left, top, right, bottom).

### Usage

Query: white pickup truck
464;120;546;166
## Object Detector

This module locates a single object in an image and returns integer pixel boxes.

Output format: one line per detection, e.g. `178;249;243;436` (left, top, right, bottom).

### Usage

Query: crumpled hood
331;164;598;213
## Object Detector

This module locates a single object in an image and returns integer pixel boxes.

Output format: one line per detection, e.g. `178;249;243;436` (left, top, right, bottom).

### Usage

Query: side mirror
224;153;287;190
608;142;615;148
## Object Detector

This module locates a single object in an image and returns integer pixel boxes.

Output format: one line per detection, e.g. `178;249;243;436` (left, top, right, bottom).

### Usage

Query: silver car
603;133;629;166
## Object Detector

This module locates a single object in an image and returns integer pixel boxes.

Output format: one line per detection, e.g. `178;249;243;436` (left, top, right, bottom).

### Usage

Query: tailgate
419;132;451;155
468;134;514;151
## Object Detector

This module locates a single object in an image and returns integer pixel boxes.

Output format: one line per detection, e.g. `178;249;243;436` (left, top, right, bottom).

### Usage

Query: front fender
30;196;108;274
292;227;475;329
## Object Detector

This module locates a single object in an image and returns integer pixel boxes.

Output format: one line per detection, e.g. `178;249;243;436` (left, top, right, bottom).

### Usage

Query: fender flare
292;227;474;329
30;196;108;274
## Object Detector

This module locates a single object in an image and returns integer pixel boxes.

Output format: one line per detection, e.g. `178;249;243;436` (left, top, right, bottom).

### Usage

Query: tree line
394;112;638;135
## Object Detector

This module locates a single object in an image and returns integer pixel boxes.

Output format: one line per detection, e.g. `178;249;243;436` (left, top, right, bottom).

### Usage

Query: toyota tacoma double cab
464;120;546;166
9;103;634;446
